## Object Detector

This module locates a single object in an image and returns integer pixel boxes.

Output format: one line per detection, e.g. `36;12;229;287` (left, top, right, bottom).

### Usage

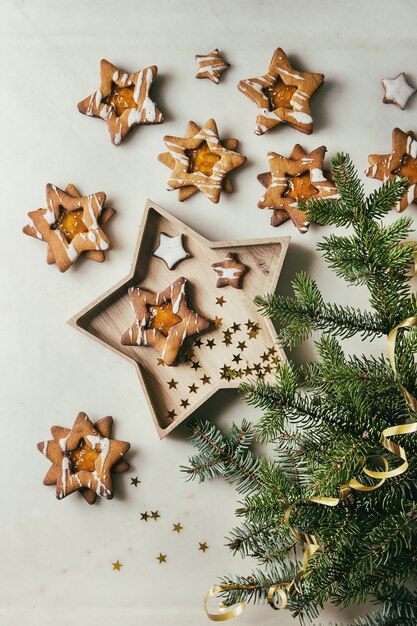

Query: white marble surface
1;0;417;624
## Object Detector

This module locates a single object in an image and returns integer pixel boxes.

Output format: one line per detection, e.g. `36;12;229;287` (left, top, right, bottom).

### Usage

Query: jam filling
148;302;182;336
68;439;100;473
52;208;88;243
185;142;220;176
264;80;297;110
285;173;318;203
105;83;136;116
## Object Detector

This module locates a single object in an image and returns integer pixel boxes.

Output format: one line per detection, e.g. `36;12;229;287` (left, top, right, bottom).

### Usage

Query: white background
1;0;416;624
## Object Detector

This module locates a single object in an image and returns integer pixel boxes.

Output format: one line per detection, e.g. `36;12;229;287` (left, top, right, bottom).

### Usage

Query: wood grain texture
68;200;290;438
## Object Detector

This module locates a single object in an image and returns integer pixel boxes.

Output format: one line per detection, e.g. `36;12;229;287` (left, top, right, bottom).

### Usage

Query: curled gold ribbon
205;313;417;620
204;584;247;621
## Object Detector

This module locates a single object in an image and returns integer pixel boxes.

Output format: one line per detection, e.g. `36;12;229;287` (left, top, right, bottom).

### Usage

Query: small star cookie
77;59;163;145
37;412;130;504
366;127;417;212
238;48;324;135
257;144;338;232
195;48;230;84
121;277;211;366
158;119;246;203
382;73;416;110
23;184;113;272
153;233;190;269
211;252;248;288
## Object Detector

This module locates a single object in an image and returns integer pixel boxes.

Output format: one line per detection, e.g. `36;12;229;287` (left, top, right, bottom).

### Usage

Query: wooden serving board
68;200;289;438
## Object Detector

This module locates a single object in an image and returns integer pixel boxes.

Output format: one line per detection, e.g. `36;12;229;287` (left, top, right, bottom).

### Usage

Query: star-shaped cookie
77;59;163;145
158;119;246;203
153;233;190;269
238;48;324;135
121;276;211;366
212;252;248;288
23;184;115;268
37;412;130;504
23;184;113;272
195;48;230;84
382;73;416;110
366;127;417;212
258;144;338;232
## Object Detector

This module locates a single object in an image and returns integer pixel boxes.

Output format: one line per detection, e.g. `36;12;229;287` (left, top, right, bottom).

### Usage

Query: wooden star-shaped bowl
69;201;289;438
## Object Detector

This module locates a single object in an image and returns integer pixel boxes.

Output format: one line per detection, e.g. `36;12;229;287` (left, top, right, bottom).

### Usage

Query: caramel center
264;81;297;110
285;173;318;202
106;83;136;116
395;154;417;185
148;302;182;336
68;439;100;473
53;208;88;242
186;142;220;176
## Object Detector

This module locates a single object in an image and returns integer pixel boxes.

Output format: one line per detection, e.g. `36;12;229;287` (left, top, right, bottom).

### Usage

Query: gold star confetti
140;511;149;521
223;329;233;345
112;560;122;571
231;322;241;332
201;374;211;385
216;296;226;307
206;338;216;349
261;351;269;362
198;542;209;552
189;383;199;393
248;326;260;339
167;378;178;389
157;358;166;366
235;368;244;378
156;553;167;564
245;366;253;375
237;341;247;351
268;346;277;356
150;511;161;521
264;364;272;374
232;353;242;364
194;338;203;348
183;348;194;362
245;319;255;330
253;363;262;373
191;360;201;370
167;409;176;419
130;476;141;487
173;522;183;533
213;316;223;326
180;398;190;408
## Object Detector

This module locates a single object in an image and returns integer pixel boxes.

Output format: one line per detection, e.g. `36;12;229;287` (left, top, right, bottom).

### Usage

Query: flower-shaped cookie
158;119;247;203
366;127;417;212
121;277;211;365
258;144;338;232
37;412;130;504
77;59;163;145
238;48;324;135
23;184;113;272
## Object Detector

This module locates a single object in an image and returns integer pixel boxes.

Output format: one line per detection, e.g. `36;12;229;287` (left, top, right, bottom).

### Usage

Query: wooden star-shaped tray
69;201;289;438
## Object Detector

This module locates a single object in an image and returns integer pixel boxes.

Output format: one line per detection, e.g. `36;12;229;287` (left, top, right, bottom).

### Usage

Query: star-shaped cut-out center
158;119;246;204
121;277;210;366
238;48;324;135
37;412;130;503
77;59;164;145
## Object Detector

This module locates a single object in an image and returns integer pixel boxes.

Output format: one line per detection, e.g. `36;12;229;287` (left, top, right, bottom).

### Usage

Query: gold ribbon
205;314;417;619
